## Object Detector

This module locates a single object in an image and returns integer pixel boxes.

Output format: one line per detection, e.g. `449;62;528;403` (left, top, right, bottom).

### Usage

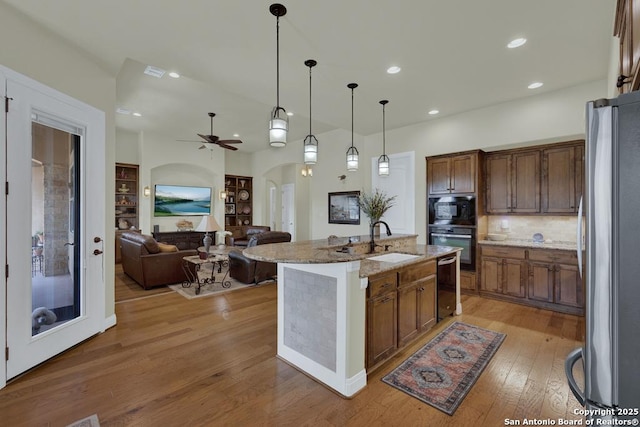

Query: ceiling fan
178;112;242;151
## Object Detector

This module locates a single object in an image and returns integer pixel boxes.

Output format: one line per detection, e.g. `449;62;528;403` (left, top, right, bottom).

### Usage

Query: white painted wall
115;128;139;164
137;130;225;235
0;2;117;320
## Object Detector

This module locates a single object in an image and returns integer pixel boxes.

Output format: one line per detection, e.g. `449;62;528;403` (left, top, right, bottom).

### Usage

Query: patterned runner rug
382;321;505;415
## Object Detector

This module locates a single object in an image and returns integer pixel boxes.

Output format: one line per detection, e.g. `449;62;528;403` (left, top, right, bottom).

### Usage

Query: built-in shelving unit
224;174;252;228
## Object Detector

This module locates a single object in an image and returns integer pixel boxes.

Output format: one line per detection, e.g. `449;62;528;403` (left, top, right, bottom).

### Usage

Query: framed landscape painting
328;191;360;224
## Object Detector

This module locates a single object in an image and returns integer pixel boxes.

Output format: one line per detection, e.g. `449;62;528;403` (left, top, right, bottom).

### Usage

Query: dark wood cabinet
367;271;398;368
542;142;584;214
485;141;584;215
615;0;640;93
427;152;477;195
366;260;438;371
480;246;526;298
485;150;539;214
480;244;585;315
397;261;436;347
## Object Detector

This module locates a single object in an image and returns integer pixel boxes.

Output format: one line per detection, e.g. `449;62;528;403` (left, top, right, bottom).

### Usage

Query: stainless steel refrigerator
565;91;640;420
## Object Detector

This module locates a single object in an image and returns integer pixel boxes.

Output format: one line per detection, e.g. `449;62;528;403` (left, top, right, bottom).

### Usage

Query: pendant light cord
308;64;312;135
276;15;280;109
382;103;386;155
351;87;354;147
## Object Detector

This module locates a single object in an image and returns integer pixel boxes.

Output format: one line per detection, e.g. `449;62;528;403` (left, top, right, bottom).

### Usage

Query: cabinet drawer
399;260;436;285
528;249;577;265
368;271;398;298
481;246;526;259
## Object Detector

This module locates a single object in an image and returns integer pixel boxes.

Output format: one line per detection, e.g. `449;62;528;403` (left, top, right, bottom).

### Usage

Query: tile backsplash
487;216;578;243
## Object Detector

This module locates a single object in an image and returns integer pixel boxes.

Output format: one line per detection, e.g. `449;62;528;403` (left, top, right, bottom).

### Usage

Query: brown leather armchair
120;232;197;289
229;231;291;284
226;225;270;247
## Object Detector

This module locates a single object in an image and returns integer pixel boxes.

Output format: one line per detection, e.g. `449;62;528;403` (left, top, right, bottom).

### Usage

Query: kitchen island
243;234;462;397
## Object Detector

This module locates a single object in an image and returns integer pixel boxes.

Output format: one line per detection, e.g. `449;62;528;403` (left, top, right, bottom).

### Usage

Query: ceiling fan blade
197;133;218;143
217;139;243;144
216;142;239;151
198;145;207;150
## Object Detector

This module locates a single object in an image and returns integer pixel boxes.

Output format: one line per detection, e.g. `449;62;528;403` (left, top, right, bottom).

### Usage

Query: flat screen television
154;184;212;217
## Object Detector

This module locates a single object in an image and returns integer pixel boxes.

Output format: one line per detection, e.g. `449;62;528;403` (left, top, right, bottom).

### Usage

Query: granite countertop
479;238;579;251
243;238;461;278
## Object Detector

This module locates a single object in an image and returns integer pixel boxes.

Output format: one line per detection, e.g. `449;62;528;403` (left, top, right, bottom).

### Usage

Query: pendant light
303;59;318;164
269;3;288;147
346;83;359;171
378;100;390;176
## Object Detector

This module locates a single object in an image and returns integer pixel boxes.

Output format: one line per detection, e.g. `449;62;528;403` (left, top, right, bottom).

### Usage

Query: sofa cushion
247;231;292;247
122;232;160;254
157;243;179;252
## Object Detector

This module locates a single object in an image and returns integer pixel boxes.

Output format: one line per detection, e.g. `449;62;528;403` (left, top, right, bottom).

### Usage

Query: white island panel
277;261;367;397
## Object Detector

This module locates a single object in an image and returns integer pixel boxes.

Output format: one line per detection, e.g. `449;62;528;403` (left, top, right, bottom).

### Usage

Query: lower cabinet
367;260;437;370
459;271;477;292
480;246;526;298
480;244;585;315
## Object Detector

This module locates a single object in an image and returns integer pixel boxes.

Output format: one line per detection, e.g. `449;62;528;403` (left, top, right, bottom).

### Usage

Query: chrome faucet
370;220;392;253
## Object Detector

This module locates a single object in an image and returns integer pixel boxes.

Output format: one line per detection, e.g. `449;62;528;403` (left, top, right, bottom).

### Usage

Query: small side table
182;254;231;295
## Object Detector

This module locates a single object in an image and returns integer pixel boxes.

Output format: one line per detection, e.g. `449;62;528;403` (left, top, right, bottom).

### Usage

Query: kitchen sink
367;252;420;263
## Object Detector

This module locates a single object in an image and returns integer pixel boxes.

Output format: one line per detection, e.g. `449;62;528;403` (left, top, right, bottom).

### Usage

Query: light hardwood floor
1;271;586;427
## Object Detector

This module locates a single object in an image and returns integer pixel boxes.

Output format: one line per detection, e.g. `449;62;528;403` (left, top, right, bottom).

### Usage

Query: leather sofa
226;225;270;247
120;232;197;289
229;231;291;284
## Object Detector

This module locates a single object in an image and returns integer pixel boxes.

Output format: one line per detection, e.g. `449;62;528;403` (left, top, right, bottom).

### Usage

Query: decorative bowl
487;233;507;241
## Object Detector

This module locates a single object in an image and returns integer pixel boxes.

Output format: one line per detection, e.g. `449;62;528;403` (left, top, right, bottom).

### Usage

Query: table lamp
196;215;221;254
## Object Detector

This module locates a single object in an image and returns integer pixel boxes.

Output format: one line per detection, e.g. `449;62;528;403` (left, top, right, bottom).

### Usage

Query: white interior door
371;151;416;234
281;183;295;241
3;68;105;380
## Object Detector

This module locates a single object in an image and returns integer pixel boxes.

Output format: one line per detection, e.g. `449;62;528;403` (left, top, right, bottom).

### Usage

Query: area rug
168;264;274;299
382;321;505;415
65;413;100;427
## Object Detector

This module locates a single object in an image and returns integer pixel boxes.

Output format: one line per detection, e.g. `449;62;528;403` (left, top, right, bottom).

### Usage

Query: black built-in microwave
428;196;476;225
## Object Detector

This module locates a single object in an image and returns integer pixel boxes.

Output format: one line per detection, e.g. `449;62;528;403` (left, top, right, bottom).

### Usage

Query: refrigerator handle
565;347;586;406
576;196;583;278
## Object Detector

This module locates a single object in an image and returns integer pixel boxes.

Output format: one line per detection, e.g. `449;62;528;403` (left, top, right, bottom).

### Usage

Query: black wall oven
428;196;476;226
429;226;476;271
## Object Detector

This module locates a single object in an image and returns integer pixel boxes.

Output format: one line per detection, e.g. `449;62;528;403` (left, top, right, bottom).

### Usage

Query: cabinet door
480;256;502;293
427;157;451;195
367;292;398;368
554;263;584;308
503;259;526;297
485;154;511;213
417;275;436;331
528;262;554;302
460;271;476;291
511;151;540;213
450;154;476;194
397;283;418;347
542;145;577;213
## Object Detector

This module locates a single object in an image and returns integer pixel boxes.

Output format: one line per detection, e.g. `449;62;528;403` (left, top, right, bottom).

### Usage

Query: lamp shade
378;154;390;176
196;215;221;233
303;134;318;164
346;146;359;171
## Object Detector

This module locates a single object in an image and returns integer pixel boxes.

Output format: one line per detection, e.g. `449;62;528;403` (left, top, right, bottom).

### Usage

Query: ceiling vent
144;65;166;78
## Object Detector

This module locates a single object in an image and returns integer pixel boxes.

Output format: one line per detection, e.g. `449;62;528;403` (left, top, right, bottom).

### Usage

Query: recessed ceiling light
286;111;294;116
507;38;527;49
528;82;543;89
233;133;240;138
387;66;401;74
168;72;180;78
143;65;165;78
116;107;131;115
428;109;439;115
132;112;142;117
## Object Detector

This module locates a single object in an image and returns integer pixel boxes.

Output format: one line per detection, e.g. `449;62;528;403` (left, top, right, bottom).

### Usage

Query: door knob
94;237;102;243
93;249;103;255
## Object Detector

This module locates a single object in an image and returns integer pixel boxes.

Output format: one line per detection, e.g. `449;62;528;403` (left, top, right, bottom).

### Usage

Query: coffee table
182;253;231;295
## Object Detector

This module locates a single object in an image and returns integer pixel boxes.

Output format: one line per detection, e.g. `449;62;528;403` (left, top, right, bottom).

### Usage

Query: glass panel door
30;123;80;336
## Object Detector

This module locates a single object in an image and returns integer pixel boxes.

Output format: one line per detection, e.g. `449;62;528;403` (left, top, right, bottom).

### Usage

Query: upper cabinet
542;143;584;214
615;0;640;93
427;151;480;195
486;150;540;214
485;140;584;215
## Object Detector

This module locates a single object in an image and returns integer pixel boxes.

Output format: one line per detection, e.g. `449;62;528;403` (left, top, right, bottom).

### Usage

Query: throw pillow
157;243;179;252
